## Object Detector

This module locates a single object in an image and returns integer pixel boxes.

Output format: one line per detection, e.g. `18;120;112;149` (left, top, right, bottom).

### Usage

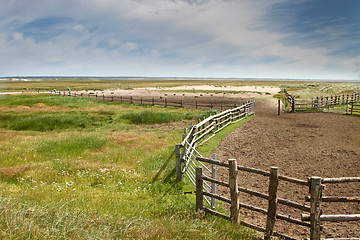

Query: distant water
1;76;359;82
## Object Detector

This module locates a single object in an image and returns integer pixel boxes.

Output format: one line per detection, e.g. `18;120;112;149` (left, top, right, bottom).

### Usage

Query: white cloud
0;0;358;79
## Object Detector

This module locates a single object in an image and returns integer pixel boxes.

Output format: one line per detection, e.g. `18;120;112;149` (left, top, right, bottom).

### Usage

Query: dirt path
214;99;360;238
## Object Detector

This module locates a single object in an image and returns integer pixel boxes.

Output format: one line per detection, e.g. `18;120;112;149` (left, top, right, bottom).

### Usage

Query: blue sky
1;0;359;80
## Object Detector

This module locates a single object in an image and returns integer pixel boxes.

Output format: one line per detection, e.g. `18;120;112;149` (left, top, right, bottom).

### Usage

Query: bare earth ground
214;99;360;239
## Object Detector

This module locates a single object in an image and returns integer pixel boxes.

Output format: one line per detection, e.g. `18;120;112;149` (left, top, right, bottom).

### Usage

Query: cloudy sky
1;0;359;80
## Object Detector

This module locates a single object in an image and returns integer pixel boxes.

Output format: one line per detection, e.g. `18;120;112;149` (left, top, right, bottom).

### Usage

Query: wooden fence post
196;167;203;213
265;167;279;239
211;153;216;210
310;177;322;240
278;99;280;116
292;97;295;112
175;144;183;182
351;101;354;115
228;159;240;224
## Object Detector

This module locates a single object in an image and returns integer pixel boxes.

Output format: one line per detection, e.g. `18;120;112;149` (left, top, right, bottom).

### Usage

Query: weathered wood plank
203;192;231;204
237;165;270;176
278;198;311;212
238;186;268;200
196;156;230;168
305;196;360;203
302;214;360;222
175;144;182;182
276;213;311;228
321;177;360;183
240;202;267;215
196;167;203;213
202;176;229;188
278;175;309;186
203;208;230;221
229;159;240;224
265;167;279;239
310;177;322;240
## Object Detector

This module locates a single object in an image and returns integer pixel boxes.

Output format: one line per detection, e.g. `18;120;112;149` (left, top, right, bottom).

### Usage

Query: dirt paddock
214;100;360;238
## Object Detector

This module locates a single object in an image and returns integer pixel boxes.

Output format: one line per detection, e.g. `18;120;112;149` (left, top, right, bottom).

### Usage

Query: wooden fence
349;102;360;115
54;91;243;110
175;101;255;207
284;90;360;114
195;157;360;240
284;89;295;112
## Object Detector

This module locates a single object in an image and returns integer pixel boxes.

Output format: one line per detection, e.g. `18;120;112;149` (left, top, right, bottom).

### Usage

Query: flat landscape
0;78;359;239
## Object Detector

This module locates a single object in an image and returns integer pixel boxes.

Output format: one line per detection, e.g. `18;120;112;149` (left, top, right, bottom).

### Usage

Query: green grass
0;113;112;131
37;135;107;158
197;115;254;158
0;197;257;240
120;110;216;124
0;94;100;107
0;93;259;239
0;95;216;131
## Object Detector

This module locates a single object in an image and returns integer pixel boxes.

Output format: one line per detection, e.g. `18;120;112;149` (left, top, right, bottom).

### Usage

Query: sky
1;0;359;80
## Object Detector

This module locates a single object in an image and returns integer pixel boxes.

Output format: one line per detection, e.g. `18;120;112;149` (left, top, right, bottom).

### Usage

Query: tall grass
0;94;100;107
120;110;215;124
0;197;258;240
0;113;112;131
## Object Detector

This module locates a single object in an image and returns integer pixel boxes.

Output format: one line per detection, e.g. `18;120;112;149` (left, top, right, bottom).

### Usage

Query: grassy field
2;78;359;100
0;94;258;239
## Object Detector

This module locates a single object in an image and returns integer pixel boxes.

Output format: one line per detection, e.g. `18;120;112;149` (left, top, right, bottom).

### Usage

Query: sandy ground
139;85;281;95
75;84;281;99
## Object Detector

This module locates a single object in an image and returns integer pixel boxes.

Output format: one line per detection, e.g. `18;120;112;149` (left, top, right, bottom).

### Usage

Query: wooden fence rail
195;157;360;240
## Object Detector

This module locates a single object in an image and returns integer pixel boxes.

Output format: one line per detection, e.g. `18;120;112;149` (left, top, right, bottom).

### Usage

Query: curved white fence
175;100;255;207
